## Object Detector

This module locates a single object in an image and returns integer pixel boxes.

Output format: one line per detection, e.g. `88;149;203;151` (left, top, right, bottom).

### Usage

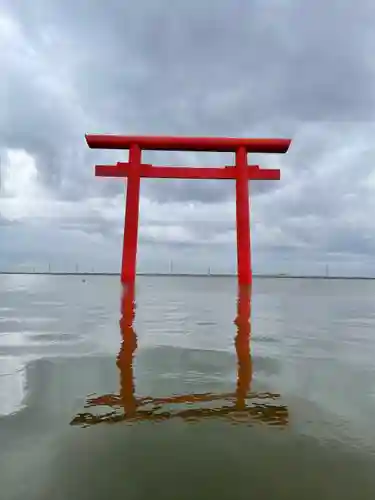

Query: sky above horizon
1;0;375;276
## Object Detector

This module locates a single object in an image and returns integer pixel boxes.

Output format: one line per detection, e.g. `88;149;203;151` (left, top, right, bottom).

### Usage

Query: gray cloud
1;0;375;274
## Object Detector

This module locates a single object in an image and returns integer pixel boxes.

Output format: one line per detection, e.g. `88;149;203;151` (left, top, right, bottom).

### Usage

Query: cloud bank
1;0;375;276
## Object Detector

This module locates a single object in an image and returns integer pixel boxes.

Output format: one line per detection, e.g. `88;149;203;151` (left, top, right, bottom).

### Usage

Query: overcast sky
1;0;375;276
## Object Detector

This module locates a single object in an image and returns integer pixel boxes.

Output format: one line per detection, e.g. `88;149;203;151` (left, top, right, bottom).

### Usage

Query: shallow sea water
1;274;375;499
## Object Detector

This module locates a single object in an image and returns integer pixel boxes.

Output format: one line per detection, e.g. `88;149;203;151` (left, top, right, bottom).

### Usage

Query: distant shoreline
0;272;375;280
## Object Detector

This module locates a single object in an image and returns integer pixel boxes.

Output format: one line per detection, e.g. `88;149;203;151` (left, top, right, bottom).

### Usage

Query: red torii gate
85;135;291;284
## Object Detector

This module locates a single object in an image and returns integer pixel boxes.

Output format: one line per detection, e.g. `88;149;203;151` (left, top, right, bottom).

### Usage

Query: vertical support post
121;144;141;283
235;146;252;285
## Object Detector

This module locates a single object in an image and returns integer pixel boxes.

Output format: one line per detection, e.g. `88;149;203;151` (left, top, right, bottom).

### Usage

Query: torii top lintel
85;134;291;154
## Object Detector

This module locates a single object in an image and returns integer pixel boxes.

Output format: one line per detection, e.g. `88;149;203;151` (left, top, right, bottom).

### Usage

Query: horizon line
0;271;374;280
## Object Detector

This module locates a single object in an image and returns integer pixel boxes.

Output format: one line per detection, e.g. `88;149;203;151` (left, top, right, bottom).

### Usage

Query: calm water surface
1;274;375;499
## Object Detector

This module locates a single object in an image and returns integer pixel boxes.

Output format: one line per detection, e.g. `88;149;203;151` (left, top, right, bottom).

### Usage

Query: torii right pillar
234;140;293;286
236;146;252;285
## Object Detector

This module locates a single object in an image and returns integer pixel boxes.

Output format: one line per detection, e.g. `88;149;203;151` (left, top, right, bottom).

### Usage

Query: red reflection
70;283;288;427
235;285;252;411
117;282;137;416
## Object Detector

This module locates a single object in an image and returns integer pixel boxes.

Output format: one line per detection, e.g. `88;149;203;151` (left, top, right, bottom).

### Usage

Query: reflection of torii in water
71;284;288;427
